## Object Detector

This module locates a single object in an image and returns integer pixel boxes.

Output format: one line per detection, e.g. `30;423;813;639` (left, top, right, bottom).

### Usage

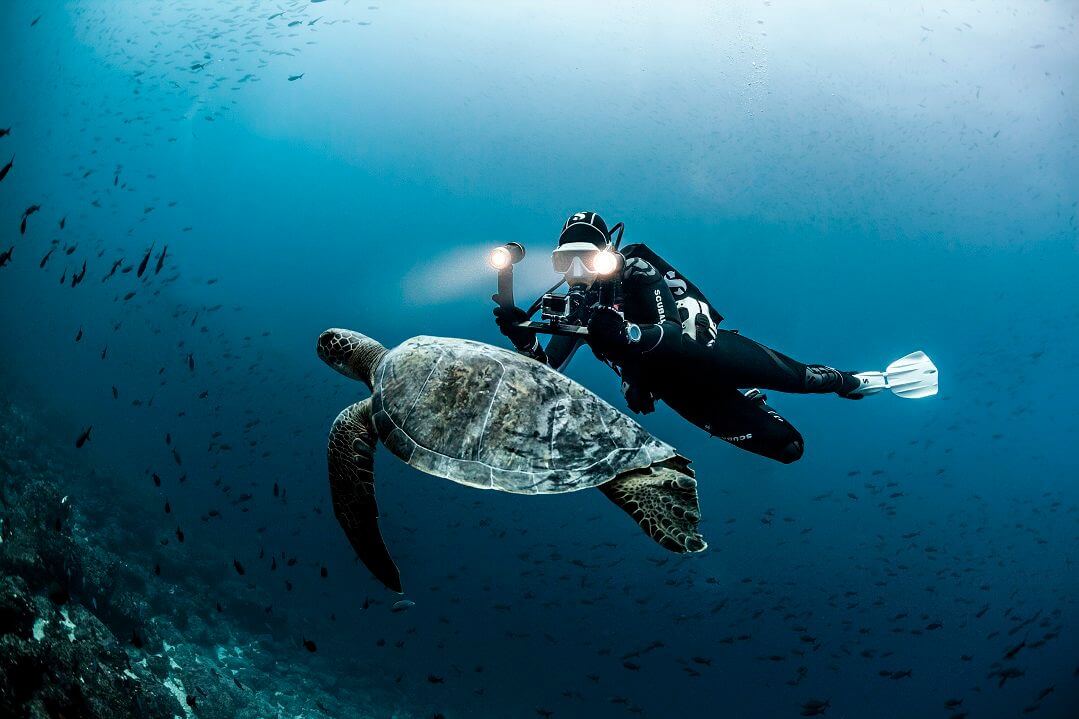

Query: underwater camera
539;287;584;322
489;242;623;338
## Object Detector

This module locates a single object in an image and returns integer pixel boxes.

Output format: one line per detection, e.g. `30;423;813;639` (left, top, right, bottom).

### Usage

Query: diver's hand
622;381;655;415
493;305;534;351
587;306;629;358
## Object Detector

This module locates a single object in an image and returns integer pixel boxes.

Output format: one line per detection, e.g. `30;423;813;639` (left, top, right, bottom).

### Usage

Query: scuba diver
493;211;937;464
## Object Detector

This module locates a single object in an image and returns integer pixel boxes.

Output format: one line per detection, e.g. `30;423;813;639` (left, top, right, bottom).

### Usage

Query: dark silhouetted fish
75;426;92;448
800;698;831;716
19;205;41;235
71;261;87;287
137;244;154;278
103;258;123;282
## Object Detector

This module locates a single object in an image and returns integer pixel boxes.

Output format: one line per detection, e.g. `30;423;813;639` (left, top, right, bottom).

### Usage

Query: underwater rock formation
0;401;403;718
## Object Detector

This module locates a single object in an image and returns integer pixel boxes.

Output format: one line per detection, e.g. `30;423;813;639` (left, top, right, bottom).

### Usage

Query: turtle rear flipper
599;468;707;553
328;399;402;593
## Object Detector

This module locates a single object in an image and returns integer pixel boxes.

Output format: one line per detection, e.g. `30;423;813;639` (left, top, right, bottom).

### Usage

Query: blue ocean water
1;1;1076;717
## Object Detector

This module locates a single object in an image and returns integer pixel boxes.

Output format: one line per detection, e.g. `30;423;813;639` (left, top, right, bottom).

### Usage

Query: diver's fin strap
599;468;707;553
327;399;402;593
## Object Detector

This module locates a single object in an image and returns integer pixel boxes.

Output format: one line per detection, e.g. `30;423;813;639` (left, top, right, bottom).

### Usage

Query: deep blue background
1;2;1076;717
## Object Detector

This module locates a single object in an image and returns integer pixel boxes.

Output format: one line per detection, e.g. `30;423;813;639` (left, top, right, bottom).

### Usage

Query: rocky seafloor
0;399;412;719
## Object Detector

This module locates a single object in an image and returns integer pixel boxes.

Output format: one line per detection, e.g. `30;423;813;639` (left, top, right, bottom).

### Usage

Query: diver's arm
493;305;581;369
628;319;685;358
602;256;685;361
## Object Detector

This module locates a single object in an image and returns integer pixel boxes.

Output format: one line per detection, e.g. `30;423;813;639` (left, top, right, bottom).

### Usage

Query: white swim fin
848;351;938;399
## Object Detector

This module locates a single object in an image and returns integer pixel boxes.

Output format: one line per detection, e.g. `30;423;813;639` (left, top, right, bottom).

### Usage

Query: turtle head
317;329;387;390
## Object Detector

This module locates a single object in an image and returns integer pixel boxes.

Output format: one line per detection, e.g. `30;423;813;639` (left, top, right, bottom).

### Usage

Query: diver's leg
698;388;806;464
703;330;860;396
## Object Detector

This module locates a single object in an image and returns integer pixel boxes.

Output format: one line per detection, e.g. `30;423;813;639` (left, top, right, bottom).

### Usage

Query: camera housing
540;286;594;325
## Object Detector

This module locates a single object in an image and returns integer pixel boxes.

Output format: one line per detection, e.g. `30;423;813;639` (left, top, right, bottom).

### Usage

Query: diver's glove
493;305;541;353
622;381;656;415
587;306;630;360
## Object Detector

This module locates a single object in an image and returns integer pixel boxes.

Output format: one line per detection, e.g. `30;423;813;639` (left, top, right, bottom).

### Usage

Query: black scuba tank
620;242;723;346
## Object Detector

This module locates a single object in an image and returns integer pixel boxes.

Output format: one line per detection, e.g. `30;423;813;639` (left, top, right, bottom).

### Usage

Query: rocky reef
0;400;407;718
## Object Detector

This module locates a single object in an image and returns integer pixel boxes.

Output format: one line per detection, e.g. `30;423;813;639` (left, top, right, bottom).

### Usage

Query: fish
137;244;154;278
391;599;415;612
75;426;92;448
288;73;304;81
800;698;831;716
19;204;41;234
39;248;55;268
155;245;167;274
103;258;123;281
233;559;245;575
302;638;317;652
0;128;9;137
989;666;1025;687
0;247;12;268
74;327;83;342
71;261;87;287
1004;639;1026;659
0;155;12;183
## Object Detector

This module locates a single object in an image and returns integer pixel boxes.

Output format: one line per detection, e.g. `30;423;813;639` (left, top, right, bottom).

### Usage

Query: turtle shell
371;336;679;494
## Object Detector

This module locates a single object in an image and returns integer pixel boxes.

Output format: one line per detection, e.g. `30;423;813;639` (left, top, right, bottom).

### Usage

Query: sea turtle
316;329;707;592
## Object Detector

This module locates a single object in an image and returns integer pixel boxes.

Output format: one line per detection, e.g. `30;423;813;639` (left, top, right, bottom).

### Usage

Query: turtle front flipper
599;467;708;554
328;399;403;593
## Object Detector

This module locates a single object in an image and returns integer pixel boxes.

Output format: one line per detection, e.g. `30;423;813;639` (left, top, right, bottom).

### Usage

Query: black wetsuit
513;243;858;464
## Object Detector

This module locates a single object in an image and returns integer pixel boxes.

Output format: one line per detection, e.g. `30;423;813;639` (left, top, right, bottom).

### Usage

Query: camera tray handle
519;321;589;338
490;250;587;338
